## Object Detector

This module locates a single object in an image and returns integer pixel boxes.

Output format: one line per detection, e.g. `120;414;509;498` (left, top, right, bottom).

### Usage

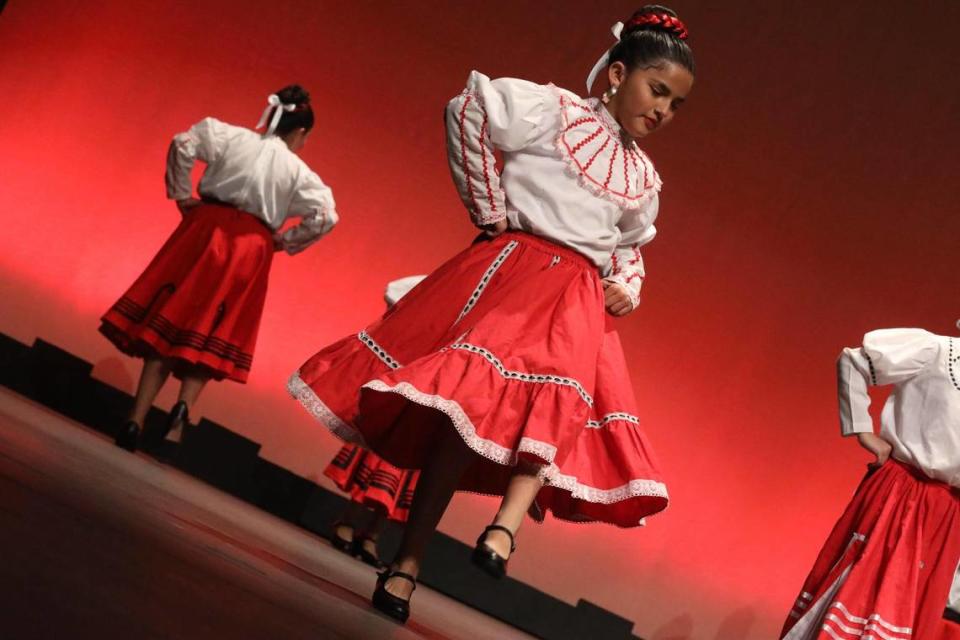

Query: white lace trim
357;330;401;370
446;341;594;406
287;372;366;445
549;86;661;212
361;379;665;507
538;466;669;504
456;240;519;324
586;412;640;429
361;379;553;465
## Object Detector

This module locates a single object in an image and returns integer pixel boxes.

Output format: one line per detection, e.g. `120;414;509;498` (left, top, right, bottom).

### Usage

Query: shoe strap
379;569;417;591
480;524;516;552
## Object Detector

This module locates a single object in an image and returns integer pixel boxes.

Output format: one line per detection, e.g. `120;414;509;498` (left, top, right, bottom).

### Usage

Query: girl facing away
782;327;960;640
289;5;694;623
101;85;338;452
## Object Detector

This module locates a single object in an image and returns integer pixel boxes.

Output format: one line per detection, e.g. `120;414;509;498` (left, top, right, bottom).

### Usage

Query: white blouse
837;328;960;488
445;71;662;310
165;117;338;255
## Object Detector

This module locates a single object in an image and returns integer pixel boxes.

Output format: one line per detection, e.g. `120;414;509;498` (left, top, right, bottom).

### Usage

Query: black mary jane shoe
353;535;386;570
329;523;354;554
114;420;141;452
471;524;516;579
371;569;416;624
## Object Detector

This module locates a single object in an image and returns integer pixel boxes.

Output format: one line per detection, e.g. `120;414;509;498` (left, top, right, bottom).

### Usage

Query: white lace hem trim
361;379;666;506
287;372;366;446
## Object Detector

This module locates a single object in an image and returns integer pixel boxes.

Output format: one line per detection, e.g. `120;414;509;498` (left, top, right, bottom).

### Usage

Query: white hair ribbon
255;94;296;137
585;21;624;95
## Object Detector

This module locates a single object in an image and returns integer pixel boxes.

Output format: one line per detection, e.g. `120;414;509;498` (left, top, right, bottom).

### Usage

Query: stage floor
0;387;536;640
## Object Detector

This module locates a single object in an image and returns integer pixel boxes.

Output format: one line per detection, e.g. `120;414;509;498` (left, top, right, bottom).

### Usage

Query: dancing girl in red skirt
781;328;960;640
289;5;695;622
101;85;338;452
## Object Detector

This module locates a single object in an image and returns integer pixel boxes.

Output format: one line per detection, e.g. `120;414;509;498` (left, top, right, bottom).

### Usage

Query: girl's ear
607;61;627;89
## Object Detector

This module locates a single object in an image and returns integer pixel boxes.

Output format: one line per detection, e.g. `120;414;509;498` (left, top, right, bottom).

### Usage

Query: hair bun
275;84;311;107
623;6;689;40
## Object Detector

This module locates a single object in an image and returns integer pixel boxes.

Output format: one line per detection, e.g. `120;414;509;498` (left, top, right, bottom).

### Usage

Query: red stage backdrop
1;1;958;637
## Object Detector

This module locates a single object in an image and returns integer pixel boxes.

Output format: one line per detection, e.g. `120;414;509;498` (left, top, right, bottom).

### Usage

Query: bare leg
128;357;172;425
482;463;544;559
386;425;474;599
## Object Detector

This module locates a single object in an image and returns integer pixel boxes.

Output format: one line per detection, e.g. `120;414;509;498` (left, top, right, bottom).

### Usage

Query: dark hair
608;5;695;75
271;84;315;136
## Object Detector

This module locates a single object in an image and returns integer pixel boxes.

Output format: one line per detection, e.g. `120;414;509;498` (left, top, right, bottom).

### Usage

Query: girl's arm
602;195;659;314
276;171;339;255
837;329;938;464
444;71;548;228
165;117;229;206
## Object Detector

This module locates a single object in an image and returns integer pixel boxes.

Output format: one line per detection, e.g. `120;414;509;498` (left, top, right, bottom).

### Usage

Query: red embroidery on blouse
479;111;497;214
554;92;661;208
583;136;610;172
603;144;619;190
458;95;480;216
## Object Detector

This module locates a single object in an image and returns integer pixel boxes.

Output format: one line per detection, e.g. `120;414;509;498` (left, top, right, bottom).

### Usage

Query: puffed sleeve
602;194;659;310
278;170;338;256
445;71;551;227
836;329;939;436
165;117;231;201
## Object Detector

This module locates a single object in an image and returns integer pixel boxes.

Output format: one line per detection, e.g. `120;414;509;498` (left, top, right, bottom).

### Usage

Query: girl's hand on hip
480;219;509;238
857;432;892;469
176;198;202;216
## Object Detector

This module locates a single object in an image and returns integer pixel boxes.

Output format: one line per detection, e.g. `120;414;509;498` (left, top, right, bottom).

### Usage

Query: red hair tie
624;13;689;41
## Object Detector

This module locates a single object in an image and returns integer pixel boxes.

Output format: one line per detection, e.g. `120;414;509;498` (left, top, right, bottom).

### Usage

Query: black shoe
471;524;516;579
114;421;141;452
329;523;354;553
371;569;416;623
158;401;189;441
353;536;386;570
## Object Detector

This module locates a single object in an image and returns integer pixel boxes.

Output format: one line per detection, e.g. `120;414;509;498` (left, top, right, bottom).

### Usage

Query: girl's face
606;60;694;140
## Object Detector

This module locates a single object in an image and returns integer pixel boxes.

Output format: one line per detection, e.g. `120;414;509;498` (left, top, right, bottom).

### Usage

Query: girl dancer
782;328;960;640
289;5;694;622
102;85;338;452
327;276;425;569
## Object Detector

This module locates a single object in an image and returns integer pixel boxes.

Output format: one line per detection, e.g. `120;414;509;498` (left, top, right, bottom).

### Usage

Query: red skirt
324;444;419;522
781;460;960;640
290;231;668;527
100;203;274;383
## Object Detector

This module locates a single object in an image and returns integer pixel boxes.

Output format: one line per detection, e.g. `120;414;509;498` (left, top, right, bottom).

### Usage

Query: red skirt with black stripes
99;203;274;383
324;444;418;522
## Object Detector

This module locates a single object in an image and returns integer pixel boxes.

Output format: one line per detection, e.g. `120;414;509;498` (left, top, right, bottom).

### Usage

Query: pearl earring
602;85;618;104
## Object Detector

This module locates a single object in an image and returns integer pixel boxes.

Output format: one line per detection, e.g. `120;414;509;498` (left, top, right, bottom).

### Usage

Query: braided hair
609;5;695;75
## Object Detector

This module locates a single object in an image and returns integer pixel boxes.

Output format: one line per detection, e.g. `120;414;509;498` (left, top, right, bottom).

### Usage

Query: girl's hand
603;280;633;317
857;432;892;469
177;197;202;216
272;233;285;252
480;218;509;238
